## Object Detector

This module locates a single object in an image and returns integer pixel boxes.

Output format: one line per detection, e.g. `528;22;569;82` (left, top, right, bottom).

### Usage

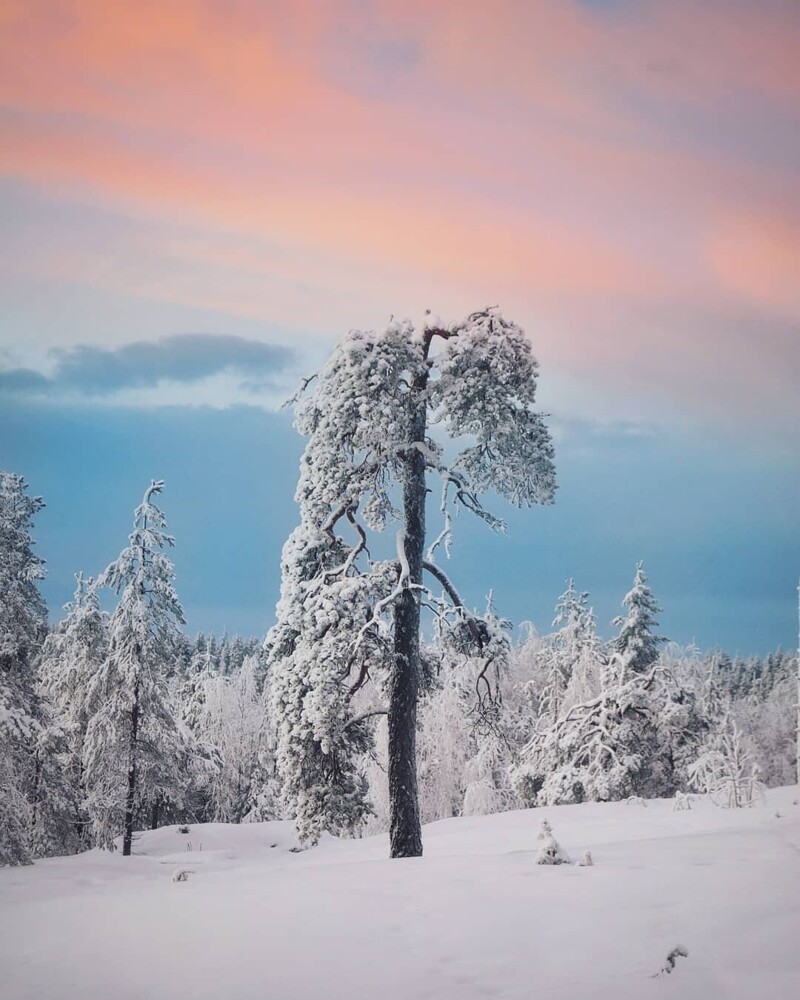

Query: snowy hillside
2;789;799;1000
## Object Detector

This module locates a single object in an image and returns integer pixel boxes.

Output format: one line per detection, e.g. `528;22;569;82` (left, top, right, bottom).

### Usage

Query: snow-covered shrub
688;717;764;808
672;791;692;812
536;833;571;865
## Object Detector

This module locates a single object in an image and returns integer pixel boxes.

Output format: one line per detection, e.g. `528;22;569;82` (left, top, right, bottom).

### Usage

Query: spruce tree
39;573;108;848
612;562;666;674
0;472;77;862
540;580;593;721
83;481;187;854
0;472;48;864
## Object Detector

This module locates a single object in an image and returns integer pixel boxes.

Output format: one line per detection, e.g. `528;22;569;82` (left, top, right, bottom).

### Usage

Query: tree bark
387;347;429;859
122;682;140;857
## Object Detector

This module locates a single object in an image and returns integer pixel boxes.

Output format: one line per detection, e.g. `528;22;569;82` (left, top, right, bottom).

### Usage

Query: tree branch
344;708;388;729
282;372;318;409
422;560;465;609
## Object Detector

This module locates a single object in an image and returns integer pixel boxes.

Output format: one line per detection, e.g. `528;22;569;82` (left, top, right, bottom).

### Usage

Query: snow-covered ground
2;788;799;1000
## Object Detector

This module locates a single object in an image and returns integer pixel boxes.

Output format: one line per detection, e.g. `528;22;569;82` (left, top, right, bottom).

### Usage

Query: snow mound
125;820;302;865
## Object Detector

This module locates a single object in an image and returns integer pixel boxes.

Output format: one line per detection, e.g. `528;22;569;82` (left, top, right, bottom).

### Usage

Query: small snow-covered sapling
578;850;593;867
537;818;552;840
672;791;692;812
171;869;193;883
536;833;571;865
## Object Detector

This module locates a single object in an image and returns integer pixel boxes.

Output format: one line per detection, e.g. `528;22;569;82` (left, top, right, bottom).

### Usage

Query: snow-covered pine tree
562;605;603;711
170;642;221;822
0;472;50;864
512;648;674;806
242;659;281;825
83;481;188;854
178;643;217;734
540;580;598;720
612;562;666;674
271;309;556;857
39;573;109;848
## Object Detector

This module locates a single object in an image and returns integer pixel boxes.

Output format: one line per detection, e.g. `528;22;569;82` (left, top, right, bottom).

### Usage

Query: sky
0;0;798;653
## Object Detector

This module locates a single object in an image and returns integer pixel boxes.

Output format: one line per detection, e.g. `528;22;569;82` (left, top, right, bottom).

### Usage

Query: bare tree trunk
150;799;161;831
122;682;140;857
388;354;428;859
31;749;41;847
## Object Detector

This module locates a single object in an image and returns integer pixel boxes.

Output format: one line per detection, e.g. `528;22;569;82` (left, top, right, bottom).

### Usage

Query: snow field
1;787;798;1000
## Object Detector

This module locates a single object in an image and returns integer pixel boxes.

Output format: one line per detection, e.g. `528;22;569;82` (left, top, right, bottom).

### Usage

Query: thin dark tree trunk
31;749;41;844
150;799;161;830
387;339;431;859
122;681;140;857
75;758;87;849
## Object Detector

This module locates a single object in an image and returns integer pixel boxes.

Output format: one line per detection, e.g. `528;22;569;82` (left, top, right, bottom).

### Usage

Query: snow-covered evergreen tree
612;562;666;674
83;481;187;854
0;472;76;863
271;309;556;856
178;644;217;734
0;472;49;864
540;581;602;720
512;648;675;806
39;573;108;848
538;582;580;721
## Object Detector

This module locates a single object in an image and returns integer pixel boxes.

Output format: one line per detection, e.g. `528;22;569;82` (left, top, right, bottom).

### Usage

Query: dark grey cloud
0;334;295;398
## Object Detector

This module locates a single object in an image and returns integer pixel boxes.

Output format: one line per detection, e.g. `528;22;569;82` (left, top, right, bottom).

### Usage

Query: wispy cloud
0;1;798;431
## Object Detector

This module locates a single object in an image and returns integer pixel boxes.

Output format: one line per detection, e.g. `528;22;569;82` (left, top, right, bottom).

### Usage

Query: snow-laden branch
422;560;464;609
344;708;388;730
282;371;319;409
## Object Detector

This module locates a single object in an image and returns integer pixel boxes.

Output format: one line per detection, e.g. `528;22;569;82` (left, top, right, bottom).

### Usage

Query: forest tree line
1;469;795;866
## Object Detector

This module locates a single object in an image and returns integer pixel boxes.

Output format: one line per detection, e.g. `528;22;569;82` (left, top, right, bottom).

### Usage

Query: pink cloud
0;0;798;426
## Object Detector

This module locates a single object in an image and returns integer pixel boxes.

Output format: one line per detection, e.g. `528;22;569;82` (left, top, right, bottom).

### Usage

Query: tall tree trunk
150;799;161;830
122;682;140;857
388;358;428;859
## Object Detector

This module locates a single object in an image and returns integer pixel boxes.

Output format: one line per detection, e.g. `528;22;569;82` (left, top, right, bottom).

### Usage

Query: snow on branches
0;471;63;865
83;481;188;853
270;309;556;854
612;562;665;674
